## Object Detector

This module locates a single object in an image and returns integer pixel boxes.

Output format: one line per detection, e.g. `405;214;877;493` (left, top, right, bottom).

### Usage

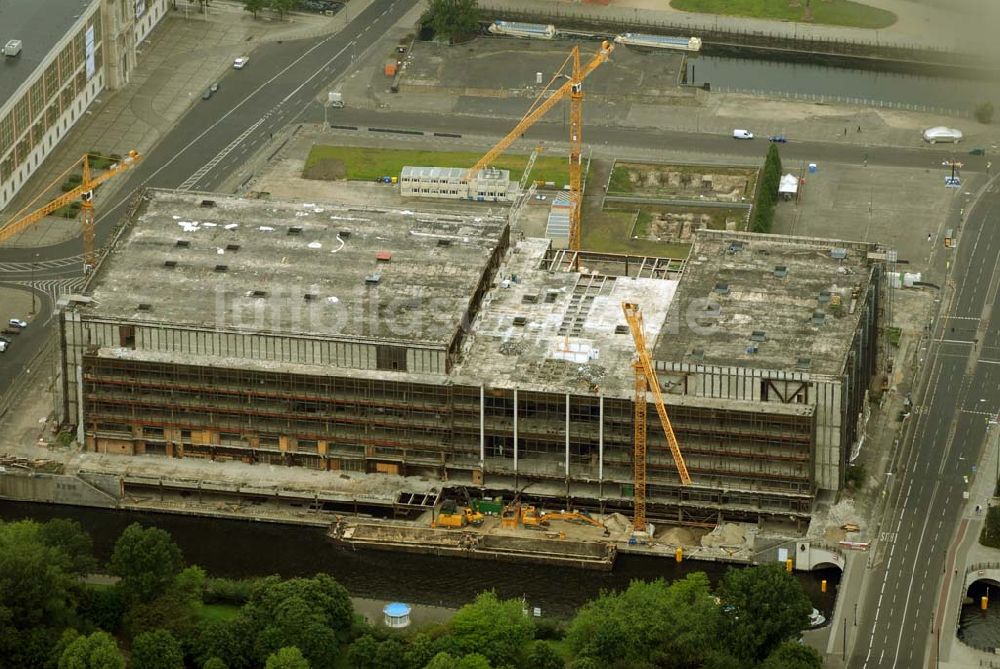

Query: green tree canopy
403;632;436;669
249;591;342;668
202;659;229;669
450;592;534;667
424;652;459;669
57;631;125;669
130;630;184;669
760;640;823;669
716;564;812;663
242;0;266;18
567;574;725;668
457;654;492;669
423;0;479;41
345;634;379;669
37;518;98;576
109;524;184;603
527;641;564;669
265;646;310;669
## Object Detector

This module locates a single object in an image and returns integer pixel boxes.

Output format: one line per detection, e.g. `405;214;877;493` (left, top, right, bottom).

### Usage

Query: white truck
328;91;344;108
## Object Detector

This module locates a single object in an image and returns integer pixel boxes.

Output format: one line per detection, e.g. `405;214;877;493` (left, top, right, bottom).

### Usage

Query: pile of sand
701;523;748;548
656;526;698;545
603;512;632;535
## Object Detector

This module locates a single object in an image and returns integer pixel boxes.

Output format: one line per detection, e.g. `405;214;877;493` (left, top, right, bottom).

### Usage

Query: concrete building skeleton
58;189;883;526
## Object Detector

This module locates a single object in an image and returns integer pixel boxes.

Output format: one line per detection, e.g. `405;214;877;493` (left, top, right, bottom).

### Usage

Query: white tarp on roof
779;173;799;195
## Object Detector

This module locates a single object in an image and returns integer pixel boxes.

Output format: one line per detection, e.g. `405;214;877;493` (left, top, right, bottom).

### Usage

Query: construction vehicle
465;40;614;252
622;301;692;534
431;500;485;529
539;510;606;530
0;151;142;273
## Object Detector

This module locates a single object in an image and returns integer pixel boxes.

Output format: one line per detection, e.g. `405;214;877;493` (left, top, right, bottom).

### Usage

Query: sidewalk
1;2;349;249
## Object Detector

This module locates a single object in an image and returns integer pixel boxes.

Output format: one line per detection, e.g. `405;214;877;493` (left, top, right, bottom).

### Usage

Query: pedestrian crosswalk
0;255;84;272
6;277;86;303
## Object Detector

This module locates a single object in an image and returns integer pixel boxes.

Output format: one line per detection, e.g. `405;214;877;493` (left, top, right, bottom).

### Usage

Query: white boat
614;33;702;52
488;21;556;40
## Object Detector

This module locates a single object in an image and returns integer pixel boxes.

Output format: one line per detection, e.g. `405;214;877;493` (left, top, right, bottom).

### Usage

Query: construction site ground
0;0;988;629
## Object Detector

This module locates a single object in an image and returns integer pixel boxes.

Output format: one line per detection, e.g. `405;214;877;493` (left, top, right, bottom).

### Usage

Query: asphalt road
852;178;1000;667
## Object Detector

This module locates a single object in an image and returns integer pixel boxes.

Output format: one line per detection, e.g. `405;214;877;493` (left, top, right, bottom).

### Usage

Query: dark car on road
768;135;787;143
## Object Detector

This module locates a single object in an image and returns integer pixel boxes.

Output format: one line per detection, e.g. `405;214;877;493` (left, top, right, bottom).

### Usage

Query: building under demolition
58;189;883;526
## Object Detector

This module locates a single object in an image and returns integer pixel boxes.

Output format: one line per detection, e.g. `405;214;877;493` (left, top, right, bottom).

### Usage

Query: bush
982;506;1000;548
203;577;263;605
974;102;994;124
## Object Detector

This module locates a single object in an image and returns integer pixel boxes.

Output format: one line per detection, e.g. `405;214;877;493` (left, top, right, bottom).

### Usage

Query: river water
0;501;840;619
958;580;1000;652
686;55;1000;116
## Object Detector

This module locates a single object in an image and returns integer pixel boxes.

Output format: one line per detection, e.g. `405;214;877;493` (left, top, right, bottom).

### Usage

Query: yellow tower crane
0;150;143;272
465;40;614;252
622;301;692;533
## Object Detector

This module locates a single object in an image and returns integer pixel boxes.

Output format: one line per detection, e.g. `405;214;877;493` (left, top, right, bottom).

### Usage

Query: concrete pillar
598;394;604;481
479;385;485;468
513;388;518;474
565;393;570;477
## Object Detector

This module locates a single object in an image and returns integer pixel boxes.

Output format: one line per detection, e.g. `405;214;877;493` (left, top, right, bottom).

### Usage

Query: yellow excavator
431;500;485;529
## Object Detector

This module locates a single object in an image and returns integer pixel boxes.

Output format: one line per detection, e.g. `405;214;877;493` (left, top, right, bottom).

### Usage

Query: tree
566;574;723;668
109;524;184;603
528;641;564;669
251;595;340;669
424;652;459;669
191;617;255;669
202;659;229;669
974;101;994;124
403;633;436;669
423;0;479;42
265;647;310;669
450;592;533;667
130;630;184;669
716;564;812;664
760;640;822;669
246;575;352;641
345;634;379;669
269;0;296;18
37;519;98;576
457;654;492;669
751;143;783;233
374;638;406;669
243;0;266;18
57;631;125;669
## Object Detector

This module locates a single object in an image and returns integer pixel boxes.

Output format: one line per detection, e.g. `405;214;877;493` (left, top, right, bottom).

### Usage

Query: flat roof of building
0;0;89;107
86;189;508;346
454;238;678;398
653;230;877;376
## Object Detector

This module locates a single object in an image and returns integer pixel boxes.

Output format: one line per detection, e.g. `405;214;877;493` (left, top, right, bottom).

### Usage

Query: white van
732;129;754;140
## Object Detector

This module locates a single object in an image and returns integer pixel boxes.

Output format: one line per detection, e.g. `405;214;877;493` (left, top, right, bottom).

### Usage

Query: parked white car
922;126;963;143
732;129;754;140
8;318;26;328
233;57;248;69
0;340;7;353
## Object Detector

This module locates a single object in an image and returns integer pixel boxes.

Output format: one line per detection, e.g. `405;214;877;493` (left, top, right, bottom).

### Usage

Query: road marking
935;338;974;344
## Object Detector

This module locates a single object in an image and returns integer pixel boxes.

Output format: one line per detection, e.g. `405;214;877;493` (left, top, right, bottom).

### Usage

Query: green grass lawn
304;145;571;186
195;603;242;623
583;209;691;257
670;0;896;29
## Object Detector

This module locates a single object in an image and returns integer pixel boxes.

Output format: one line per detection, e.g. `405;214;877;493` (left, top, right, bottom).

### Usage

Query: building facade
0;0;168;212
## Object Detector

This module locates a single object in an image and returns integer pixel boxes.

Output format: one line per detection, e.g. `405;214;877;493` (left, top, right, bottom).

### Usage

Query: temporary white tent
779;173;799;200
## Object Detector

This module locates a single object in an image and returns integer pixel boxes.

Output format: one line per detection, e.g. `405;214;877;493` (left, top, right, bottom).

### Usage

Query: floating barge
614;33;703;52
488;20;557;40
331;520;617;571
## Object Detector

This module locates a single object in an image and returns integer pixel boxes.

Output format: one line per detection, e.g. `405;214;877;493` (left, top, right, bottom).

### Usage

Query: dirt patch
303;157;347;181
613;162;756;202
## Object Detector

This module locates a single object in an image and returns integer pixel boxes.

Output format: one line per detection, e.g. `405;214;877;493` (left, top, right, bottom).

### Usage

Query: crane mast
466;41;613;251
622;301;693;532
0;150;142;272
